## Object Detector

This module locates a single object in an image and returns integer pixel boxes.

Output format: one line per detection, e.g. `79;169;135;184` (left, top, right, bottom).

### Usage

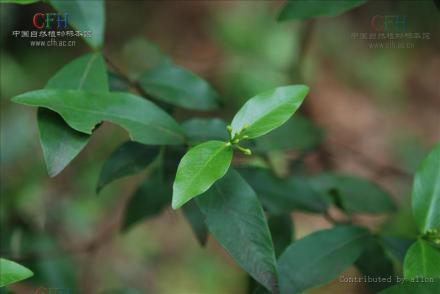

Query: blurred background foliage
0;1;439;293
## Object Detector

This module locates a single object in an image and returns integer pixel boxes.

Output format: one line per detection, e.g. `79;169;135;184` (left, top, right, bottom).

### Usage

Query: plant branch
102;53;153;100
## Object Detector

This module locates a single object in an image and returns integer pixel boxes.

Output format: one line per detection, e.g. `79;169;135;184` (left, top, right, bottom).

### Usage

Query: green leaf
255;115;323;153
196;169;278;293
182;118;229;145
38;109;89;177
231;85;308;139
278;226;369;294
238;167;329;214
379;280;440;294
310;173;396;214
182;200;209;246
172;141;233;209
355;236;395;292
412;142;440;233
268;214;293;257
40;53;109;177
12;90;185;145
404;239;440;279
139;62;219;110
49;0;105;48
278;0;367;21
97;142;160;193
0;258;33;287
122;171;171;231
46;53;109;91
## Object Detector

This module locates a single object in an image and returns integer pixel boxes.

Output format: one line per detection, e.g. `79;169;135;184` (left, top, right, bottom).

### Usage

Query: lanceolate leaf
412;143;440;233
97;142;160;193
182;200;209;246
403;239;440;279
139;62;219;111
0;258;33;287
40;53;109;177
122;171;172;231
278;226;369;294
196;169;278;293
172;141;233;209
231;85;308;139
278;0;367;22
49;0;105;48
182;118;229;145
238;167;328;214
310;173;395;214
12;90;185;145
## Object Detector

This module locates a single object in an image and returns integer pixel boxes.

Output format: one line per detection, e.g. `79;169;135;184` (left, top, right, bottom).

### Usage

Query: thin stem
103;52;155;101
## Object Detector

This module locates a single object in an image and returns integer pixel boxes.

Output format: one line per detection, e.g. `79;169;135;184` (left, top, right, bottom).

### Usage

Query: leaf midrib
422;165;440;231
181;144;228;198
77;53;97;90
209;182;278;292
420;241;428;276
236;99;298;136
34;100;183;141
284;230;367;283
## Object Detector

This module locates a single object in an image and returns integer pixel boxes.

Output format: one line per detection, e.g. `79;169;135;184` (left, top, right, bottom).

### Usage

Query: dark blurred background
1;1;439;293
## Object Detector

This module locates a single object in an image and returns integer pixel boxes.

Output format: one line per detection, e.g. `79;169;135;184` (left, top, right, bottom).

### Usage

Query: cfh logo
32;13;69;30
371;15;407;33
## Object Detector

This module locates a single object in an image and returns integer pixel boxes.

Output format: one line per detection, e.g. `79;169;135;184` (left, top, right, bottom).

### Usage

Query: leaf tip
47;167;62;178
171;197;183;210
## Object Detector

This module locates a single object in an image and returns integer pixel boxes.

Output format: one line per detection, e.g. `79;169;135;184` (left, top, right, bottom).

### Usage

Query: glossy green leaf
379;280;440;294
182;200;209;246
231;85;308;139
196;169;278;293
310;173;396;214
278;226;369;294
412;142;440;233
39;53;109;177
181;118;229;145
172;141;233;209
122;171;172;231
278;0;367;21
355;236;395;292
404;240;440;279
12;90;185;145
238;167;328;214
255;115;323;153
97;142;160;193
268;214;293;257
139;62;219;110
49;0;105;48
0;258;33;287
